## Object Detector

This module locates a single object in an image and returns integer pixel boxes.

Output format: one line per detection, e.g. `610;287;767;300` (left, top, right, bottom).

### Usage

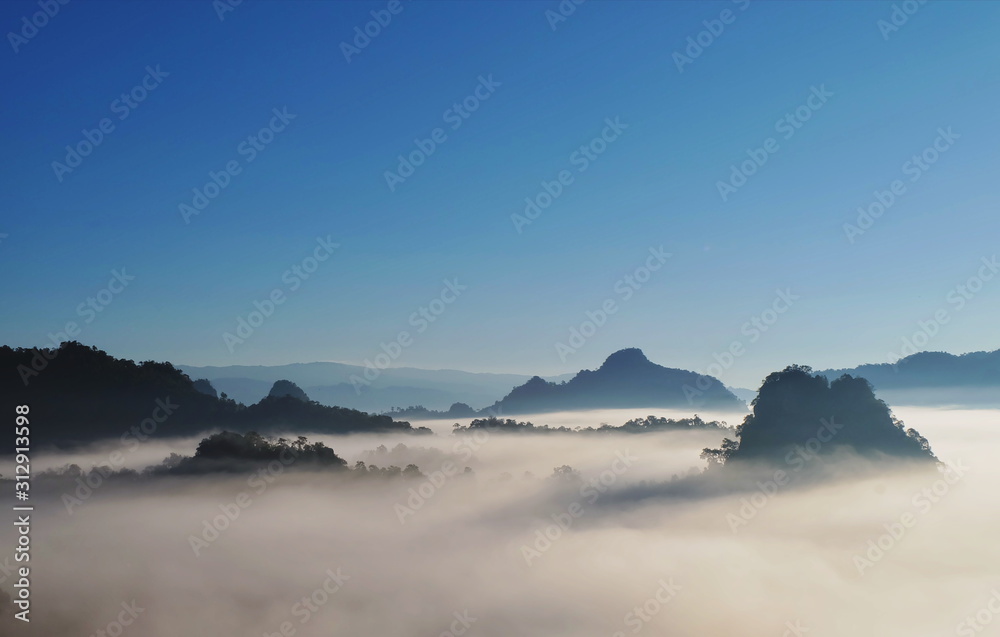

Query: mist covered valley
2;405;997;637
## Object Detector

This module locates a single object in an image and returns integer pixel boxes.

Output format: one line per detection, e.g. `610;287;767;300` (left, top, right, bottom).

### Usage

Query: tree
700;437;739;466
550;465;581;483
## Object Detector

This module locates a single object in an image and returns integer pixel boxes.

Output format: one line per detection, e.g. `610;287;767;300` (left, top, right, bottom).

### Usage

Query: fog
3;407;998;636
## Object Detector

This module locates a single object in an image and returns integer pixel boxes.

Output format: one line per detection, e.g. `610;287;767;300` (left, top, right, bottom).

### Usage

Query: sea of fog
1;406;998;636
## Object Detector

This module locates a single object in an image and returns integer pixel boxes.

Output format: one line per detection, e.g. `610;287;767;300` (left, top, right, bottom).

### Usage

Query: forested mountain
0;342;424;452
703;365;936;467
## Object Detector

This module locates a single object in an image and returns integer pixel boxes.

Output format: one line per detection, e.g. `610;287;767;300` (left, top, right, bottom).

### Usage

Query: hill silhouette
268;379;310;402
0;342;425;452
820;348;1000;406
702;365;936;468
822;348;1000;387
485;348;744;414
192;378;218;398
177;360;573;413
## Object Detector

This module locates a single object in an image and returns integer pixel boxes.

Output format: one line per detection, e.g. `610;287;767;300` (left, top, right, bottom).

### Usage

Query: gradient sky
2;0;999;387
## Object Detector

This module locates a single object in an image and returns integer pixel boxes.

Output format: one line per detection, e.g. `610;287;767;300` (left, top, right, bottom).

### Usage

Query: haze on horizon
2;1;1000;388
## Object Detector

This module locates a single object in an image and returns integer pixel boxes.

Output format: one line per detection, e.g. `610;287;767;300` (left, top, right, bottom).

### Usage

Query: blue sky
2;0;999;387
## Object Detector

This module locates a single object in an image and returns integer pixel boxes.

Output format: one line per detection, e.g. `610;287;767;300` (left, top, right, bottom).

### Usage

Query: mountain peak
485;348;744;414
268;379;310;402
599;348;652;370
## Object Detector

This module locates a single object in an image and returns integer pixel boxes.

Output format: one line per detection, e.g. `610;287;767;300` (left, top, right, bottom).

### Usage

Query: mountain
268;380;310;402
0;342;425;452
820;348;1000;406
484;348;745;414
707;365;936;467
177;362;574;413
192;378;218;398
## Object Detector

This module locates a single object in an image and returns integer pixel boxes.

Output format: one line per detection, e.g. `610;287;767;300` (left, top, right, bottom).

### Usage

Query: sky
1;0;999;388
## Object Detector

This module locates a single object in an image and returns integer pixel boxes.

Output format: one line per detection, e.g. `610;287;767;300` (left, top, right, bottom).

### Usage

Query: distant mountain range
386;349;745;418
180;347;1000;414
819;348;1000;406
5;341;997;452
177;361;574;413
182;349;743;417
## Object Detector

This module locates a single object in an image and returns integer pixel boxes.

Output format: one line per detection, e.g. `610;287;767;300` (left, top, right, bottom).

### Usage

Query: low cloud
2;408;997;636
